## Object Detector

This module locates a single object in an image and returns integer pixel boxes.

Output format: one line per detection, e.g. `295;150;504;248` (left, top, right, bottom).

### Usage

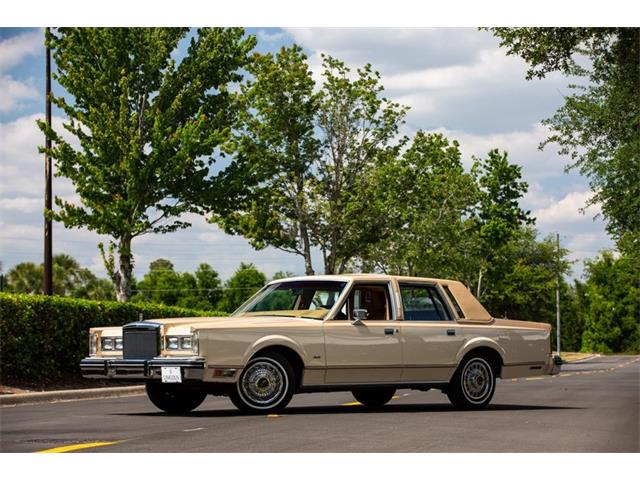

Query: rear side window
400;284;450;321
443;285;465;318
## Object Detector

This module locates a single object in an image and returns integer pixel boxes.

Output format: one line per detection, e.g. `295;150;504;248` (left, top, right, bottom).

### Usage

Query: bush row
0;293;227;382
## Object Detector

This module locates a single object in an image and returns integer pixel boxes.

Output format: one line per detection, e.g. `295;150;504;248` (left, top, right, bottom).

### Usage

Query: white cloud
0;75;39;113
285;28;497;73
429;123;569;183
0;113;78;197
0;29;42;72
384;49;520;92
534;191;600;226
0;196;41;213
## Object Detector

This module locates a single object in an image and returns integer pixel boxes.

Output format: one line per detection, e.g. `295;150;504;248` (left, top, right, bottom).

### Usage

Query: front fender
242;335;307;366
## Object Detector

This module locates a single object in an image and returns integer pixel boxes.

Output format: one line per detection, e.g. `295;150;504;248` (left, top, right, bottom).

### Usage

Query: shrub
0;293;227;382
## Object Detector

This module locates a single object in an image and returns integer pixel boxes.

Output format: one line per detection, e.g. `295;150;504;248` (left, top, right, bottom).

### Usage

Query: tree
214;45;320;275
359;131;478;277
479;229;572;324
133;258;183;306
5;253;115;300
132;259;222;310
580;252;639;353
490;28;640;256
272;271;294;280
217;262;267;313
470;149;534;298
6;262;41;295
192;263;224;310
311;55;408;273
216;50;408;275
41;28;256;302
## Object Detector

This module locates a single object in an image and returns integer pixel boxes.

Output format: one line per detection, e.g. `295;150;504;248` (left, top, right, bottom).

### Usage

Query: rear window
399;284;450;321
443;285;465;318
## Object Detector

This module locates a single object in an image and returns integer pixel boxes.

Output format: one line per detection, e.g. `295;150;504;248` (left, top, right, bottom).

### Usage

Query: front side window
335;283;392;321
234;280;347;319
400;284;450;321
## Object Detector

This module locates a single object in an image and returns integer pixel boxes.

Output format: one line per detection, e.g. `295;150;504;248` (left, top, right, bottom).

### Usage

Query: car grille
123;323;160;359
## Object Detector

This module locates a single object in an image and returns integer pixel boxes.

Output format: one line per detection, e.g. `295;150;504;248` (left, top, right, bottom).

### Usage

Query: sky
0;27;614;281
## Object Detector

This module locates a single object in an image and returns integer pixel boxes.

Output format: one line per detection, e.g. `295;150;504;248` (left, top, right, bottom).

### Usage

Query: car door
323;281;403;384
398;282;465;382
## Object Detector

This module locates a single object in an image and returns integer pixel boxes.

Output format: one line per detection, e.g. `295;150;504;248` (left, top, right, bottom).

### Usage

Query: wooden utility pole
556;232;561;356
43;27;53;295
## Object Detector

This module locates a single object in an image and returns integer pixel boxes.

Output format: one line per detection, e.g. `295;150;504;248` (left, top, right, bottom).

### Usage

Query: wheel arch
246;340;305;391
457;338;505;377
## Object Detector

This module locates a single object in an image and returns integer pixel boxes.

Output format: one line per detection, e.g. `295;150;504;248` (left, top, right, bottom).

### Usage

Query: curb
563;353;600;364
0;385;145;407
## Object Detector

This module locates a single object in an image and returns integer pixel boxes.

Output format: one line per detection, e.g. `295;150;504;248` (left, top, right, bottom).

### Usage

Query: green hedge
0;293;227;382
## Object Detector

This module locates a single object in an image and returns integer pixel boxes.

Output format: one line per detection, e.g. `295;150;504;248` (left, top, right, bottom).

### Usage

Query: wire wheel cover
240;360;286;406
462;359;492;401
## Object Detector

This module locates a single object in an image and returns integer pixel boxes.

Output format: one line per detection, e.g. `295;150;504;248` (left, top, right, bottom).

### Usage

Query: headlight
166;335;196;352
89;333;97;356
114;337;123;351
101;337;115;351
180;336;192;350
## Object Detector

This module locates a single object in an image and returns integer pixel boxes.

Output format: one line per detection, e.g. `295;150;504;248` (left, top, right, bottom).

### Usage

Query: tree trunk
324;249;336;275
299;223;315;276
102;234;134;302
476;267;483;300
115;237;133;302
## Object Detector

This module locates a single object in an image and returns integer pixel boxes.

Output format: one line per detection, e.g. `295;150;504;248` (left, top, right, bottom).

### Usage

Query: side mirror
351;309;368;325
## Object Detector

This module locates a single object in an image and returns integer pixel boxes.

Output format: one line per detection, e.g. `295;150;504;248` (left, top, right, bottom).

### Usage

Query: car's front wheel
446;355;496;409
230;352;295;414
351;388;396;408
145;383;207;414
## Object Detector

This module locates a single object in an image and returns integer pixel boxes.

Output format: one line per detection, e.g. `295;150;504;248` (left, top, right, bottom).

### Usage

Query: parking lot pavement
1;355;638;452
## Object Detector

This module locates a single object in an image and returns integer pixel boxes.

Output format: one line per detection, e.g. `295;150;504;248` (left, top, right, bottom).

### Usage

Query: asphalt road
1;355;638;453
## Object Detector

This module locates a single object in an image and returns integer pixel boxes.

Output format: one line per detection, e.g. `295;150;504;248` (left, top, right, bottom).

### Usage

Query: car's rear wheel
351;388;396;408
230;352;295;414
446;356;496;409
145;383;207;414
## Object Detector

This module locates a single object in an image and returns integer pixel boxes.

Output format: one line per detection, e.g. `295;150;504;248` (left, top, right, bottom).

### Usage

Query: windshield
233;280;348;319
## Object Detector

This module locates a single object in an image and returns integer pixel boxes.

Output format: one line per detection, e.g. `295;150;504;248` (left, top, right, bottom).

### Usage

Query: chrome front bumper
80;357;206;381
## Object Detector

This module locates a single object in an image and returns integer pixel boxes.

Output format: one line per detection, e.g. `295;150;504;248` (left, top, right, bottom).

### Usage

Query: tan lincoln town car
81;274;562;414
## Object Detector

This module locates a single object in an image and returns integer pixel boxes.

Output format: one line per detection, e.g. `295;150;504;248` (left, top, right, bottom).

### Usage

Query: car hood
147;315;322;331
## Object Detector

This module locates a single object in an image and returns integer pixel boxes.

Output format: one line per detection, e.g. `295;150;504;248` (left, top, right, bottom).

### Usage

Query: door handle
446;329;456;336
384;328;395;335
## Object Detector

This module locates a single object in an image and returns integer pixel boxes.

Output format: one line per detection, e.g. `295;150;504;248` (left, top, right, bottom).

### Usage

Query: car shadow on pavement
113;403;583;418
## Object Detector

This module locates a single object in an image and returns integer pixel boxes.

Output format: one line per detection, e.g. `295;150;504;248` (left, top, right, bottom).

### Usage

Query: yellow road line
342;401;361;406
559;373;572;377
36;441;119;453
525;376;544;381
392;395;400;400
266;414;279;418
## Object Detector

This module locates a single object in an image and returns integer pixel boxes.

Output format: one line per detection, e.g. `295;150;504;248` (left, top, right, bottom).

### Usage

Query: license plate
161;366;182;383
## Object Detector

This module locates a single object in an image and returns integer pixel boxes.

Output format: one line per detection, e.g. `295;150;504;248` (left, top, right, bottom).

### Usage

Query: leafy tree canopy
216;262;267;313
5;253;115;300
490;28;640;256
41;28;256;301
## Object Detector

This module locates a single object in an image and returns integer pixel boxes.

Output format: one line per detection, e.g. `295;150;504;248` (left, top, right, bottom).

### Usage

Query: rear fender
456;337;506;365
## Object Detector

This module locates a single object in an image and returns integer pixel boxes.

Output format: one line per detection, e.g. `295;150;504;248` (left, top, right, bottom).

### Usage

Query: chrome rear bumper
543;354;563;375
